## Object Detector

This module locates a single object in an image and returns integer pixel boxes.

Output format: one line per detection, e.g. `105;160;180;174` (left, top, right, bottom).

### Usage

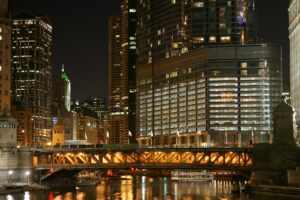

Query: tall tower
12;12;52;144
108;0;137;144
136;0;257;65
0;0;11;115
289;0;300;121
52;65;72;140
108;15;123;143
120;0;137;144
55;65;71;113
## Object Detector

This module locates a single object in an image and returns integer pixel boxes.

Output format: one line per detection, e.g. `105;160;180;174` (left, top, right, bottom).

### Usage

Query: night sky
11;0;289;100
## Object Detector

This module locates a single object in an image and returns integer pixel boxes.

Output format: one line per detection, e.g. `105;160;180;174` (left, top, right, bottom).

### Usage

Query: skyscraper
136;0;257;65
0;0;11;115
289;0;300;121
120;0;137;144
52;65;72;140
136;0;282;146
56;65;71;112
12;12;52;144
108;15;123;143
108;0;137;144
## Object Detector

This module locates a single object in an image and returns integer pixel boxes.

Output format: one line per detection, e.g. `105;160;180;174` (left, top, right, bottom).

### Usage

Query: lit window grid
138;65;281;138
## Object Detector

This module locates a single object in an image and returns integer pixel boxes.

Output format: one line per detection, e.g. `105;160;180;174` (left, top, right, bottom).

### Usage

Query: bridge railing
33;143;253;151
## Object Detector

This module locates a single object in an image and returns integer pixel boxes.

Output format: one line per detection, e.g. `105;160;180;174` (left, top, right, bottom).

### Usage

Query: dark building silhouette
273;96;297;147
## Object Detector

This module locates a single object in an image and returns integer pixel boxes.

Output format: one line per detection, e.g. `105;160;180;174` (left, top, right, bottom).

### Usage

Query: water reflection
0;176;295;200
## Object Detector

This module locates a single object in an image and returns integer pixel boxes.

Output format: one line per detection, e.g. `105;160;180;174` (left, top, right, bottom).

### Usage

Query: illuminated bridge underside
36;148;252;171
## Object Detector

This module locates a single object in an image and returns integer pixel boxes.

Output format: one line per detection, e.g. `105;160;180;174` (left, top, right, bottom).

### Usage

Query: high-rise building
52;65;72;140
108;15;123;144
136;0;257;65
289;0;300;121
12;12;52;144
136;0;282;146
121;0;137;144
137;44;282;146
108;0;137;144
55;65;71;112
0;0;11;115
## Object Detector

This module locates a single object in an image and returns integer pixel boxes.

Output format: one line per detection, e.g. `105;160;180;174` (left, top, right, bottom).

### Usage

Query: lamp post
149;130;153;146
25;171;30;185
8;170;13;186
197;130;202;147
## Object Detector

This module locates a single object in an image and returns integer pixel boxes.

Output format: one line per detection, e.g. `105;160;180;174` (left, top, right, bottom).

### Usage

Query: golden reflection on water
14;177;238;200
95;177;231;200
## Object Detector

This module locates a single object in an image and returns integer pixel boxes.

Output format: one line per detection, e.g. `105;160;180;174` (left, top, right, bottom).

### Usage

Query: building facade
136;0;282;147
289;0;300;121
108;15;123;144
11;106;33;146
52;65;72;140
108;0;137;144
12;12;52;144
136;0;257;65
71;102;101;144
82;97;108;144
0;0;11;115
137;44;282;146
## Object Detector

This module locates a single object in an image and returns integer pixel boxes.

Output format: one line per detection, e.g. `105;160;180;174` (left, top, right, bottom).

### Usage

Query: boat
171;170;214;182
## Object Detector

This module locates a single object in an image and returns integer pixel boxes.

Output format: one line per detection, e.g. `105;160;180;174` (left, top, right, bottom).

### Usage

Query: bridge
32;145;252;182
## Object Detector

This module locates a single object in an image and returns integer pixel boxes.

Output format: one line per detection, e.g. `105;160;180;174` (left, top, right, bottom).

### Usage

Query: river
0;176;297;200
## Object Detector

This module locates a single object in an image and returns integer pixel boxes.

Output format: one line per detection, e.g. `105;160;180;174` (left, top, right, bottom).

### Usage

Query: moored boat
171;170;214;182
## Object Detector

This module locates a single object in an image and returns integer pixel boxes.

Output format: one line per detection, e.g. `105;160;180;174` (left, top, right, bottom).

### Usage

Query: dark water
0;176;298;200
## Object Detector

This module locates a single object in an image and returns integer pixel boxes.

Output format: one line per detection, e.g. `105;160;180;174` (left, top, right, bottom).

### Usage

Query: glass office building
12;12;52;144
137;0;257;65
137;44;282;146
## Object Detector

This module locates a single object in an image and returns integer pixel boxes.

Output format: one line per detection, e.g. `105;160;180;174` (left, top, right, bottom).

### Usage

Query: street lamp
25;171;30;185
197;130;202;147
8;170;13;186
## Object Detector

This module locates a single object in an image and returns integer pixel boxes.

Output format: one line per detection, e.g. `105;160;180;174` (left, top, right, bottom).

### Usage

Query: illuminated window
0;35;2;40
171;0;176;4
220;23;226;29
209;36;216;43
220;36;231;43
170;71;178;78
172;42;178;48
193;37;204;43
193;2;204;7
